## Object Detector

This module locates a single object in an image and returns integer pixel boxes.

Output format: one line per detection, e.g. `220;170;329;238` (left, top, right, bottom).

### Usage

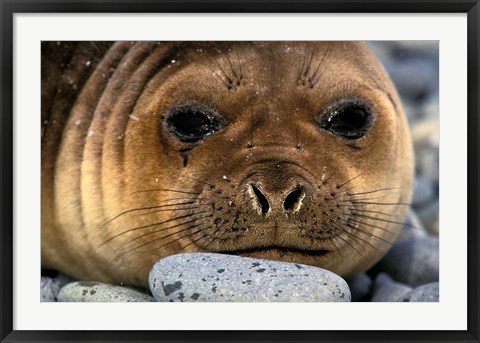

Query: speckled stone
371;273;413;302
41;276;61;302
149;253;351;302
401;282;439;302
41;273;76;302
373;235;439;287
347;273;372;302
57;281;154;302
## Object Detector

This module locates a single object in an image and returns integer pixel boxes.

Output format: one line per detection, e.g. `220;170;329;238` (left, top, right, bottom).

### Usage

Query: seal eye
166;108;222;143
322;105;373;139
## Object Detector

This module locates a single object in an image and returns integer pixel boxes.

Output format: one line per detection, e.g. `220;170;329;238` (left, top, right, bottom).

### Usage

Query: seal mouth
218;246;330;258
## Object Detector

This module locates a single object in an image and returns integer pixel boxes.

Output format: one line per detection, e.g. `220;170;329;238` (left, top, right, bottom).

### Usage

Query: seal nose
283;186;306;212
248;184;270;215
247;183;306;215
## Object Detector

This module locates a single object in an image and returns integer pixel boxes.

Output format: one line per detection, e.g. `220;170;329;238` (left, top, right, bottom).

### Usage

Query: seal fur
42;41;414;288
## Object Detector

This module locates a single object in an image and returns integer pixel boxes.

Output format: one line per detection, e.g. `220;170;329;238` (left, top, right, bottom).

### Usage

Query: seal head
41;42;414;287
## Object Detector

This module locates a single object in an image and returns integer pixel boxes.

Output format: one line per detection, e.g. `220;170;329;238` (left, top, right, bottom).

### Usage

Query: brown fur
42;41;414;288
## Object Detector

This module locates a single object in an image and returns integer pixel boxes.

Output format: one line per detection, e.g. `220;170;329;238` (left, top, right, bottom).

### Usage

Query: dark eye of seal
319;103;373;139
166;107;223;143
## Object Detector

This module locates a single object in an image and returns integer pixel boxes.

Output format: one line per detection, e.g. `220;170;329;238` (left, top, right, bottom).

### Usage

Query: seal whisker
336;171;367;189
319;172;335;186
226;55;242;85
137;205;206;217
347;187;400;196
310;46;330;87
350;201;411;207
129;224;211;257
342;196;387;202
351;213;415;229
334;232;369;261
101;199;200;227
345;223;396;246
178;175;217;189
181;226;216;251
131;188;201;195
341;226;388;252
118;216;211;251
346;207;397;218
99;211;210;246
342;217;397;235
212;57;237;90
114;221;212;260
328;235;348;262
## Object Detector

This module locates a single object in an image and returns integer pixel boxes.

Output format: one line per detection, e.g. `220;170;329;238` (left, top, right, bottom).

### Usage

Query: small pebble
57;281;154;302
398;209;427;241
416;200;440;235
401;282;439;302
412;177;435;208
41;273;76;302
371;273;413;302
149;253;351;302
346;273;372;302
41;276;61;302
373;235;439;287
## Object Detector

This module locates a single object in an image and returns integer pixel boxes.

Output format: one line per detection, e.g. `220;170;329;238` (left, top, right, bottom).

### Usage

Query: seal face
42;41;414;287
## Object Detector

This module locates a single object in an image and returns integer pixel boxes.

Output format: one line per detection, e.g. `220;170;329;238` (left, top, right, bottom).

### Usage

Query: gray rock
41;273;76;302
398;209;427;241
149;253;351;302
347;273;372;302
374;235;439;287
371;273;413;302
383;57;437;104
419;94;440;121
401;282;439;302
416;200;439;235
57;281;154;302
41;276;61;302
413;118;440;185
412;177;435;208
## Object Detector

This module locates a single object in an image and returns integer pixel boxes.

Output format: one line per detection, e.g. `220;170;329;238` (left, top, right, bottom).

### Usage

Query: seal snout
247;183;306;216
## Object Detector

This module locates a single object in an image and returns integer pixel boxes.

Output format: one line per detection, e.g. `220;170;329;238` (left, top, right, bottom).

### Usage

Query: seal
42;41;414;288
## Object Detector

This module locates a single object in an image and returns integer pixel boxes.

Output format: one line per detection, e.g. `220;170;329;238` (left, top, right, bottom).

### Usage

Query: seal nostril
250;184;270;214
284;187;306;212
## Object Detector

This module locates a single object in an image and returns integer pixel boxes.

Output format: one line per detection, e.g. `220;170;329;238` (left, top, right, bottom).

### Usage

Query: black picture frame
1;1;479;342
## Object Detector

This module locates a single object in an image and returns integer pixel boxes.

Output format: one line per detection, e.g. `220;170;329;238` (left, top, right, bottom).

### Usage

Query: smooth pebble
371;273;413;302
57;281;154;302
149;253;351;302
401;282;439;302
398;209;427;241
347;273;372;302
41;273;76;302
373;235;439;287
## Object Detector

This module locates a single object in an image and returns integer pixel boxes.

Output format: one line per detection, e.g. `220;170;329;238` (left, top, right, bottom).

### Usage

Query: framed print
1;1;479;342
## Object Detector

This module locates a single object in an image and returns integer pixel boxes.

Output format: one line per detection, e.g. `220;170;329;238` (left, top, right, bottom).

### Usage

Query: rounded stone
347;273;372;302
41;273;76;302
412;177;435;209
373;235;439;287
416;200;440;235
149;253;351;302
401;282;439;302
57;281;154;302
397;209;427;241
41;276;61;302
371;273;413;302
